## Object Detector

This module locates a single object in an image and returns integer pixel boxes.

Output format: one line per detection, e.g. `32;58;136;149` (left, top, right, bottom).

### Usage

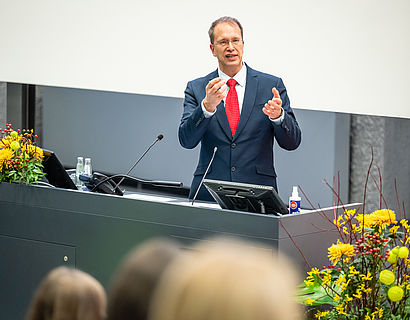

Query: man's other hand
262;87;283;119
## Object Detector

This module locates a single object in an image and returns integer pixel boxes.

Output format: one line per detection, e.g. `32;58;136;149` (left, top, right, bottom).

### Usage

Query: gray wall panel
41;86;350;207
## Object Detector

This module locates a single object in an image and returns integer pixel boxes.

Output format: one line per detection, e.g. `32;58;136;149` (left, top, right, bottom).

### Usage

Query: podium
0;182;360;319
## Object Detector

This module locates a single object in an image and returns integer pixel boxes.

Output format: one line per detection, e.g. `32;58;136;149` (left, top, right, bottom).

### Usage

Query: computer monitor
203;179;289;215
42;149;77;190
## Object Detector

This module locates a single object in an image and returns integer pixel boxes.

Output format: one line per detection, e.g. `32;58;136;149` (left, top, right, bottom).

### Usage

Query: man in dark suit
179;16;301;202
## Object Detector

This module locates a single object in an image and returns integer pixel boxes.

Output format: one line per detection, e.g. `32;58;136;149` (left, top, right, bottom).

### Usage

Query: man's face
210;22;244;76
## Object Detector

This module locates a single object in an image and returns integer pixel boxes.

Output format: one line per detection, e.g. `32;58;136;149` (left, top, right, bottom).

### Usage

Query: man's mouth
226;54;237;59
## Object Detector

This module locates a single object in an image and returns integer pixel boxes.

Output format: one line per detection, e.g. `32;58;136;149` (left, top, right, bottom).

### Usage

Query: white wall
0;0;409;118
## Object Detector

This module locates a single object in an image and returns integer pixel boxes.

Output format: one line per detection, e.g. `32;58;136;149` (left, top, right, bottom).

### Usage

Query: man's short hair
208;16;243;44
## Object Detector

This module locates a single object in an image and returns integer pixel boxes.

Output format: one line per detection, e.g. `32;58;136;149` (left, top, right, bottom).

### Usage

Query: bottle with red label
289;186;301;214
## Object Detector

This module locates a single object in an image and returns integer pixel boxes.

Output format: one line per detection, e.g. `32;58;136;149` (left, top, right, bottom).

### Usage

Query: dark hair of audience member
25;266;107;320
148;237;302;320
107;238;181;320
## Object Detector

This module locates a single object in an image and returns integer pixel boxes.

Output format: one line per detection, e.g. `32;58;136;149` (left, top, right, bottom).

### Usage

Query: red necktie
225;79;240;137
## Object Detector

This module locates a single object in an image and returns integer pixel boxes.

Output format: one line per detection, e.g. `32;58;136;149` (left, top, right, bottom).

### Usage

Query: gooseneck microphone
112;134;164;191
191;147;218;205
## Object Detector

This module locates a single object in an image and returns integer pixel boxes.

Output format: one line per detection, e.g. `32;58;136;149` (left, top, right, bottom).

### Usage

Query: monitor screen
42;149;77;190
203;179;289;215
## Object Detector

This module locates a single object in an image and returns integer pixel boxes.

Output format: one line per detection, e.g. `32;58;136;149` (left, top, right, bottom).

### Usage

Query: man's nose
227;42;235;49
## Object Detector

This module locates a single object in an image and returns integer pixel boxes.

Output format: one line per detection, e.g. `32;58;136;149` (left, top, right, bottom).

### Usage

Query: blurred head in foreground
148;237;302;320
107;238;181;320
25;266;106;320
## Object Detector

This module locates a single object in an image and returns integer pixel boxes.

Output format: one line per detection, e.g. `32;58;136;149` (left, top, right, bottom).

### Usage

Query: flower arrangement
0;123;45;184
298;207;410;319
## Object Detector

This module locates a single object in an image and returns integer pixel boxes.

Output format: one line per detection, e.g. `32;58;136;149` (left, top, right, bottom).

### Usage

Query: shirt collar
218;63;247;87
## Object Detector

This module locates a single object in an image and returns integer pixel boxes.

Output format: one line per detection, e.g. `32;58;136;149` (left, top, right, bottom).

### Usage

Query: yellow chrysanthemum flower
328;240;355;265
370;209;397;228
356;209;397;229
21;144;44;161
0;148;14;168
305;297;315;305
0;136;12;148
356;213;373;228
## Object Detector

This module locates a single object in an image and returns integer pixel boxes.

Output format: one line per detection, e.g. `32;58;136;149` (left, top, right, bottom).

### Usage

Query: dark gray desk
0;182;360;319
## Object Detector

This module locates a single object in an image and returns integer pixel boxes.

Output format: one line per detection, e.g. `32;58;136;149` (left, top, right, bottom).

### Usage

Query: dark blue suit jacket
179;65;301;201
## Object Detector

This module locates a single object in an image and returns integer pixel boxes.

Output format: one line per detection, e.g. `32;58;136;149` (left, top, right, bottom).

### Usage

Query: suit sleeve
178;81;212;149
272;78;302;150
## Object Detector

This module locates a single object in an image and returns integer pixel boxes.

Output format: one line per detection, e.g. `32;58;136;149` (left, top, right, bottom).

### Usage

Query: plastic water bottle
75;157;84;190
83;158;92;177
289;186;301;214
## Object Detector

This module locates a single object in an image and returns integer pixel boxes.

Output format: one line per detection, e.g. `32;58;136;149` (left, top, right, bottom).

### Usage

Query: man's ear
210;43;216;57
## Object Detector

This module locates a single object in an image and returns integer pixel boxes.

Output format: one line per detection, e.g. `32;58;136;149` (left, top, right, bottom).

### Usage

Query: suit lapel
215;102;233;140
233;68;258;141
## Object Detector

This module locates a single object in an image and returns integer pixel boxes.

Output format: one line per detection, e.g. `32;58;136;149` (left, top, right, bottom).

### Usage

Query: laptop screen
204;179;289;215
42;149;77;190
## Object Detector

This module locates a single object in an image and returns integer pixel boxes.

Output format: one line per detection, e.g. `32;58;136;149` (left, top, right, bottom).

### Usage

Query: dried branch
279;220;312;270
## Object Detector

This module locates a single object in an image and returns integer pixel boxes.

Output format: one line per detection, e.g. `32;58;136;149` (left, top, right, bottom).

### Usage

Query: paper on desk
123;193;222;210
172;201;222;210
123;193;175;203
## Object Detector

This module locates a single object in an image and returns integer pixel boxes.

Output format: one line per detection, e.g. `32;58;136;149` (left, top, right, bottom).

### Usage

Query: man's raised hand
203;78;227;112
262;87;283;120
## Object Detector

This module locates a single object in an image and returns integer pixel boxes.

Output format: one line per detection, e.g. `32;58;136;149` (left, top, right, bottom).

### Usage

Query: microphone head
157;134;164;141
213;146;218;153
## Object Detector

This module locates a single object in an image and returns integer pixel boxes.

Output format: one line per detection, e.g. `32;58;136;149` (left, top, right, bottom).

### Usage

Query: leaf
297;284;338;306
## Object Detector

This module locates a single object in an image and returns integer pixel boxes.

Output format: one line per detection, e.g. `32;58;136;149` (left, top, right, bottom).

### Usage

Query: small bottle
83;158;92;177
289;186;301;214
75;157;84;190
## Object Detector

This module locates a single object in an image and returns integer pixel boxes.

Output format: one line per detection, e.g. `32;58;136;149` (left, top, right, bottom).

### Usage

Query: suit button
231;166;236;172
231;143;236;149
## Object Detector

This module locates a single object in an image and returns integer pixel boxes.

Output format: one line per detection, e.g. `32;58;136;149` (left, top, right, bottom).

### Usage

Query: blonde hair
148;237;302;320
25;266;107;320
